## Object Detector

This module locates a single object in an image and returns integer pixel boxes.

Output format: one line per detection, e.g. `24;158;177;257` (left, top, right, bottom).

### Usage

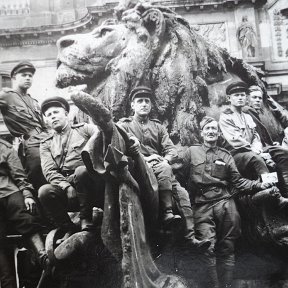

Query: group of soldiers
0;60;288;288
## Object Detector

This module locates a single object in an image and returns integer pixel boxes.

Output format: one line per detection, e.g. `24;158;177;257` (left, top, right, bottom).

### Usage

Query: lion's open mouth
55;61;92;89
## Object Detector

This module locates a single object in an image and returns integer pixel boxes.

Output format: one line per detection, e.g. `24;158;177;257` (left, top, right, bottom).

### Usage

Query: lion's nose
57;38;75;49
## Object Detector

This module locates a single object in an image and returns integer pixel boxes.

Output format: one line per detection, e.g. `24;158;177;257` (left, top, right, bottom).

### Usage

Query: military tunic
219;107;263;153
39;123;104;226
0;88;47;190
181;144;262;266
118;117;177;163
40;123;98;190
0;139;40;244
0;88;45;137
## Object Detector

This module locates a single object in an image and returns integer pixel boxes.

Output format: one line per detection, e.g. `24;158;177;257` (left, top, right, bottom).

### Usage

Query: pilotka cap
11;61;36;77
200;116;217;130
129;86;153;101
41;96;70;115
226;81;248;95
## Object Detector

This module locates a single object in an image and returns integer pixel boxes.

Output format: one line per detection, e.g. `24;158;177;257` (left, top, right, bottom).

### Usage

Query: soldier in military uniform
39;96;105;235
219;81;269;180
0;61;47;191
181;116;275;288
118;86;210;249
243;85;288;197
0;138;49;288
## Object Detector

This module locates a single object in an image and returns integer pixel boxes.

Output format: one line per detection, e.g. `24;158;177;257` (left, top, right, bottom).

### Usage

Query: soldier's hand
265;159;276;169
25;197;36;215
260;182;275;190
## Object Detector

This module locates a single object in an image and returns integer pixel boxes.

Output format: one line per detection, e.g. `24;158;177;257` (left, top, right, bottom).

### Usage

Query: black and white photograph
0;0;288;287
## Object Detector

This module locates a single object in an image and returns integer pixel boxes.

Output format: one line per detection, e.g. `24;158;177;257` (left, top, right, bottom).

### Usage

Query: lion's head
56;2;283;145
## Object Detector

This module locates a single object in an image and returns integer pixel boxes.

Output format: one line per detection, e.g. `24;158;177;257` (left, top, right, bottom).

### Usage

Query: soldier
219;81;269;180
243;85;288;197
180;116;277;288
0;61;47;191
118;86;210;249
0;138;49;288
39;96;105;236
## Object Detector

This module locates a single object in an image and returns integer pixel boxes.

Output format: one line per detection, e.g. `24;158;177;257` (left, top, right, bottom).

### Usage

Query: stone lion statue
54;1;288;287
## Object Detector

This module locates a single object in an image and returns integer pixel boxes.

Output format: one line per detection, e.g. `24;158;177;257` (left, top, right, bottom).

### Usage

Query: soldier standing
0;138;49;288
39;96;105;235
181;116;276;288
0;61;47;191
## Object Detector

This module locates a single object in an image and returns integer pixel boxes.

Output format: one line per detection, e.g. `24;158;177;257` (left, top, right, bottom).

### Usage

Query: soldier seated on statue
219;82;288;207
118;86;210;249
242;85;288;197
0;137;50;288
180;116;280;288
38;96;105;239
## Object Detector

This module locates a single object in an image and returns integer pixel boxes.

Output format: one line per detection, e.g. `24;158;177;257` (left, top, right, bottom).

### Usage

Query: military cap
129;86;153;101
10;61;36;77
226;81;248;95
200;116;217;130
41;96;70;115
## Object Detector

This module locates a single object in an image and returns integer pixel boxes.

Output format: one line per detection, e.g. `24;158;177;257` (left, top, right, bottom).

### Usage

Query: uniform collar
133;115;149;124
202;143;218;153
54;122;71;135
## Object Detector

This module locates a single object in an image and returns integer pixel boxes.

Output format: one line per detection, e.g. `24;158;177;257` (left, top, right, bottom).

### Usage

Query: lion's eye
92;27;112;38
99;28;111;37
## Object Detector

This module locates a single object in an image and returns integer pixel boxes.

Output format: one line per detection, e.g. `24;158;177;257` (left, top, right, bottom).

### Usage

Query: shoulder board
41;134;54;143
71;123;85;128
222;107;233;114
118;117;132;123
0;138;12;148
1;88;14;93
150;118;161;123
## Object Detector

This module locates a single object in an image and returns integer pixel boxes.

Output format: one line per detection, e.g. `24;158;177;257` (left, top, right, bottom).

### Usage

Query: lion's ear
141;8;165;50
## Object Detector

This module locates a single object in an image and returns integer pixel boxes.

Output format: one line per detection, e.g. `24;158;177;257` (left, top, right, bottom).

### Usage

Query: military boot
0;249;17;288
159;190;181;228
181;207;211;250
27;233;55;288
27;233;50;269
218;264;234;288
205;265;219;288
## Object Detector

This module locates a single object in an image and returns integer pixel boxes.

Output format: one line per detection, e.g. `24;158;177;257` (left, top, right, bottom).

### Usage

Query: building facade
0;0;287;135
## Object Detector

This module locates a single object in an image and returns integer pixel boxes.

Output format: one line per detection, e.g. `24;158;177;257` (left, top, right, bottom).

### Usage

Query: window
0;73;12;89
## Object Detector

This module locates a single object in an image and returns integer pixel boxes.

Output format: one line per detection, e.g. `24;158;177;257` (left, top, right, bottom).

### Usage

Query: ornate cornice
87;0;267;15
0;12;97;47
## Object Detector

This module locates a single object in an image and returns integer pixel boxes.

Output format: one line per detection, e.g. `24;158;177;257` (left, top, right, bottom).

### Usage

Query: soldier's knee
38;184;55;202
74;166;89;182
